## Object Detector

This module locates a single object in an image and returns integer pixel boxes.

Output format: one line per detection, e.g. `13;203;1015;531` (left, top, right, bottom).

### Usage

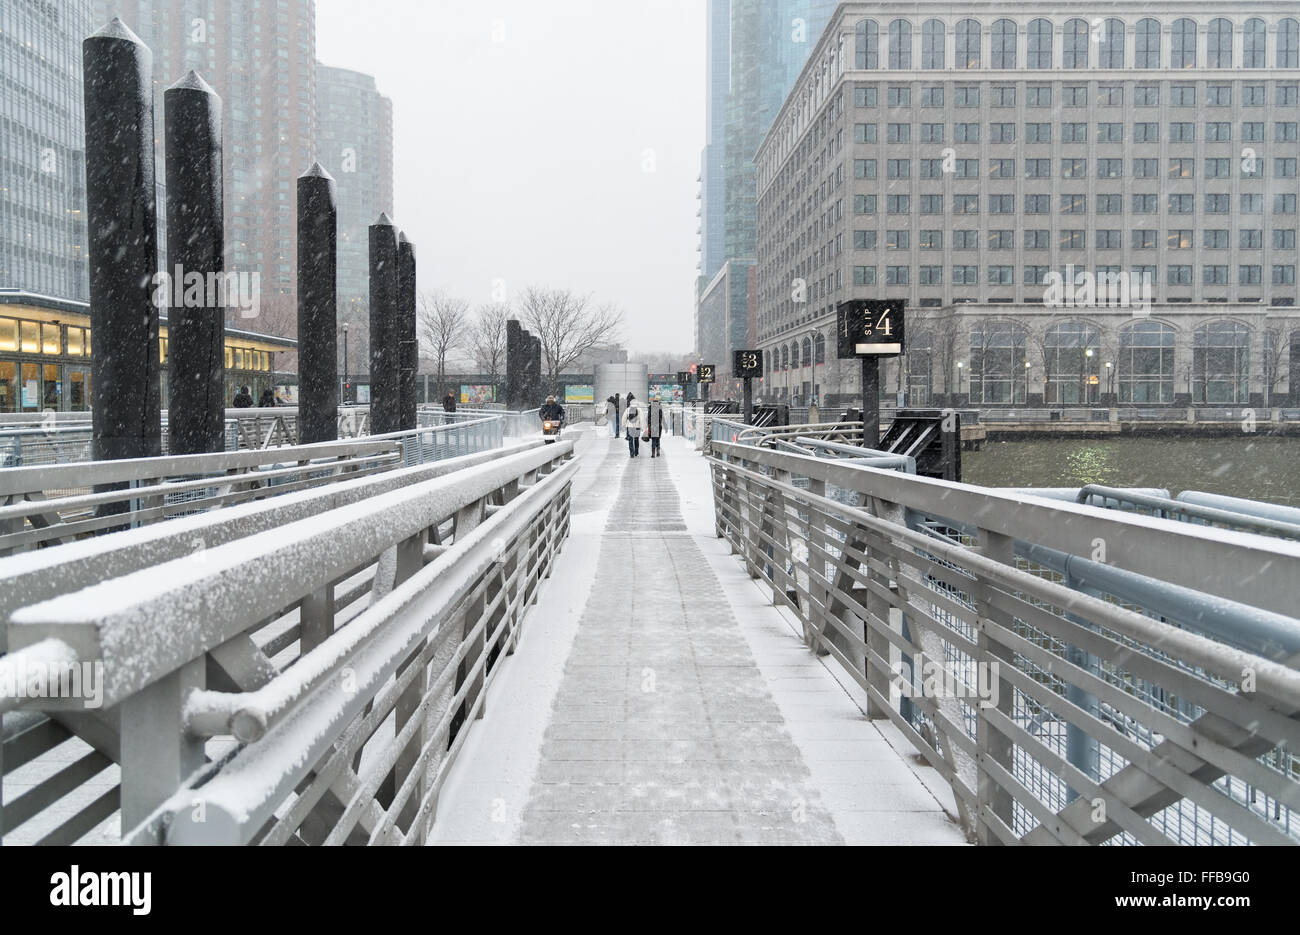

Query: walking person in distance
622;393;642;458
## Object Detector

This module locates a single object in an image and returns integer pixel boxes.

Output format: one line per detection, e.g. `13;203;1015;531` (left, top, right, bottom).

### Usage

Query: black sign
837;299;905;358
732;349;763;378
698;364;717;384
676;370;691;385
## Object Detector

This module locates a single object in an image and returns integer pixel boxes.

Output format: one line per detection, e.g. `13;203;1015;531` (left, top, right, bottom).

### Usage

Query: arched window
1135;18;1161;68
1281;19;1300;68
1244;18;1266;68
814;333;826;365
781;344;790;370
1028;19;1053;68
801;336;813;368
1193;321;1250;403
969;320;1029;404
1172;18;1197;69
1118;320;1176;403
1063;19;1089;68
1208;18;1232;68
921;19;945;69
855;19;879;69
1099;18;1125;68
1043;321;1102;404
956;19;981;69
991;19;1016;69
889;19;912;69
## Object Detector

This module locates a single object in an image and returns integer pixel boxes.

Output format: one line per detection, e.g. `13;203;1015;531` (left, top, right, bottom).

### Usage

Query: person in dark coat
647;399;668;457
258;387;276;407
232;385;254;408
442;391;457;412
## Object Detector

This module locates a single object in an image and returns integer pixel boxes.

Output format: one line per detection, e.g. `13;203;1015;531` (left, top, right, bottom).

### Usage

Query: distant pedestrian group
613;392;668;459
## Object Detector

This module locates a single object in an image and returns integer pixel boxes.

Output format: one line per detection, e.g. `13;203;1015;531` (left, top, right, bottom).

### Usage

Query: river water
963;436;1300;508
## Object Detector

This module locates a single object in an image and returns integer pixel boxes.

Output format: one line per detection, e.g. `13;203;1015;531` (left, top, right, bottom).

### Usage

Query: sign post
733;349;762;425
837;299;905;448
698;363;716;405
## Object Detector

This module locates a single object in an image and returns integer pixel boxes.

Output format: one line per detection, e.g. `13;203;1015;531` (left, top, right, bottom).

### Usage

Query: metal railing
0;439;575;845
0;416;505;555
425;406;542;437
709;440;1300;845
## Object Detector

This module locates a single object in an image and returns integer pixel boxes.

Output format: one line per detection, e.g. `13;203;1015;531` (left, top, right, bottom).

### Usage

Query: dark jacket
232;389;254;408
258;389;276;407
442;394;457;412
540;402;564;422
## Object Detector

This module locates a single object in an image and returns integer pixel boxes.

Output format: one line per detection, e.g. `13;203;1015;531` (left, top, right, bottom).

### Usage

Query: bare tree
470;302;510;385
417;290;470;394
517;286;624;393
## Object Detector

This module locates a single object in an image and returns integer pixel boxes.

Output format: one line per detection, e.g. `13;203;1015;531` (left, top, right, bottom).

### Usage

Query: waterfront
964;436;1300;508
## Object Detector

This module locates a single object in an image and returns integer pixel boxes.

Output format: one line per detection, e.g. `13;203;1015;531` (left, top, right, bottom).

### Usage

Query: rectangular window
953;265;978;285
887;159;911;179
1169;160;1194;180
953;195;979;215
1207;86;1232;107
1275;158;1298;178
1243;85;1265;107
1025;194;1050;214
1240;265;1263;284
1241;229;1263;249
1275;229;1297;249
1063;86;1087;107
1168;229;1193;249
1205;193;1230;214
1098;123;1123;143
854;194;878;214
919;265;943;284
887;194;910;214
954;123;979;143
921;86;944;108
989;195;1014;214
1275;194;1298;215
1025;122;1052;143
1273;265;1297;284
1025;229;1050;250
990;123;1016;143
854;158;877;179
988;265;1014;284
855;87;877;107
1133;158;1158;179
1203;229;1229;249
1135;85;1159;107
1243;122;1265;142
1132;194;1158;214
1097;158;1122;179
886;265;910;285
886;230;910;250
1205;158;1231;179
988;159;1015;179
988;230;1014;250
1062;122;1088;143
920;159;943;179
955;86;980;108
853;229;877;249
1025;158;1051;178
1206;122;1231;142
953;230;979;250
919;230;943;249
992;87;1016;107
1169;123;1195;143
853;266;877;285
1060;229;1085;249
921;123;944;143
854;123;878;143
1027;86;1051;108
1278;122;1300;142
1278;86;1299;106
919;194;943;214
1167;266;1192;285
1096;230;1122;249
887;86;911;108
887;123;910;143
1134;122;1158;143
953;158;978;178
1025;265;1049;285
1242;194;1263;214
1062;159;1087;179
1171;85;1196;107
1203;265;1229;285
1132;229;1157;249
1060;194;1087;214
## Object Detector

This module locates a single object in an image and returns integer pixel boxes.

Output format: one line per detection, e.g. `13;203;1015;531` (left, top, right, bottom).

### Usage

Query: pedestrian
606;392;621;438
442;391;456;413
622;394;642;458
258;387;276;407
647;398;667;457
232;385;254;408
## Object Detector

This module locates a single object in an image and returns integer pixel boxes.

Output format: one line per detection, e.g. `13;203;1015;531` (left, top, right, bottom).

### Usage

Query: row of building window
853;122;1297;145
853;156;1297;179
851;194;1300;215
854;229;1298;249
849;265;1297;286
854;84;1297;109
853;18;1299;71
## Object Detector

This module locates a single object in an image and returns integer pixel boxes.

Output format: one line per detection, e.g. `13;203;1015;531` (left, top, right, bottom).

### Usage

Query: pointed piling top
397;231;410;245
89;17;146;45
373;211;395;228
301;161;335;182
167;69;217;95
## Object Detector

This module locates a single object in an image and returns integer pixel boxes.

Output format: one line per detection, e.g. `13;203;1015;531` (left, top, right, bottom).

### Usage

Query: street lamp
1084;347;1094;404
341;322;350;402
956;360;965;403
1105;360;1114;400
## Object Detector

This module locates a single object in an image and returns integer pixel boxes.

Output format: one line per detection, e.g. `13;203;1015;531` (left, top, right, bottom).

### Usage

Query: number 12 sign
836;299;905;358
733;349;763;378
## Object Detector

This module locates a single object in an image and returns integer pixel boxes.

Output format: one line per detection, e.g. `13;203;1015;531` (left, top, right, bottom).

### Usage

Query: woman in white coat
622;394;643;458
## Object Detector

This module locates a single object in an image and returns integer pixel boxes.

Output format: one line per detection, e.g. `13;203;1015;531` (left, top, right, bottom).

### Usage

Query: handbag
642;431;650;442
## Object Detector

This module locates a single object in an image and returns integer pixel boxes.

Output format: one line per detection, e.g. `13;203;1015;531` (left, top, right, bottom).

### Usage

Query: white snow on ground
427;424;620;844
662;435;966;844
430;426;965;845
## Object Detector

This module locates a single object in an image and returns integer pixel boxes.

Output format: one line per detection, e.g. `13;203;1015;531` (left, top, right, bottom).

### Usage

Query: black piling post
397;233;417;430
297;163;338;443
164;71;225;455
83;18;161;465
368;212;400;434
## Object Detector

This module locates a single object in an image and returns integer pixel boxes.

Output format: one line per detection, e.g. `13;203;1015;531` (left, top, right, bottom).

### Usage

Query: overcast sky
316;0;705;354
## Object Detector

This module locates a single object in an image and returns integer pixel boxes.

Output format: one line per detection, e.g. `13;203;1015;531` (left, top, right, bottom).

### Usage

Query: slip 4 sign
837;299;905;358
732;349;763;378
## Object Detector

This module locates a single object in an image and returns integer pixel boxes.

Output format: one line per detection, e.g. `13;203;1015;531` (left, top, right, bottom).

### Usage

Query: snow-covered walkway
428;425;966;845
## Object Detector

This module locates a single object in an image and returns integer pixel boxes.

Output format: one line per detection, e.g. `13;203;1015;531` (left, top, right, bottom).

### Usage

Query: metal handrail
710;440;1300;846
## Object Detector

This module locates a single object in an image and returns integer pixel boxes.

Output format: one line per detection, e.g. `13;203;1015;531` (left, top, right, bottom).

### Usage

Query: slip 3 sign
732;349;763;379
837;299;905;358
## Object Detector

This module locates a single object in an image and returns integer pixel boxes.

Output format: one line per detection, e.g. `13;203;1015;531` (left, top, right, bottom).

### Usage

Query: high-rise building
754;2;1300;407
0;0;94;301
315;64;394;341
93;0;317;327
695;0;839;360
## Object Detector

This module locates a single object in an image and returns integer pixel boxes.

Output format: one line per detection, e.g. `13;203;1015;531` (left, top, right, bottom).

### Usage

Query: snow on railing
0;439;575;845
710;439;1300;846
